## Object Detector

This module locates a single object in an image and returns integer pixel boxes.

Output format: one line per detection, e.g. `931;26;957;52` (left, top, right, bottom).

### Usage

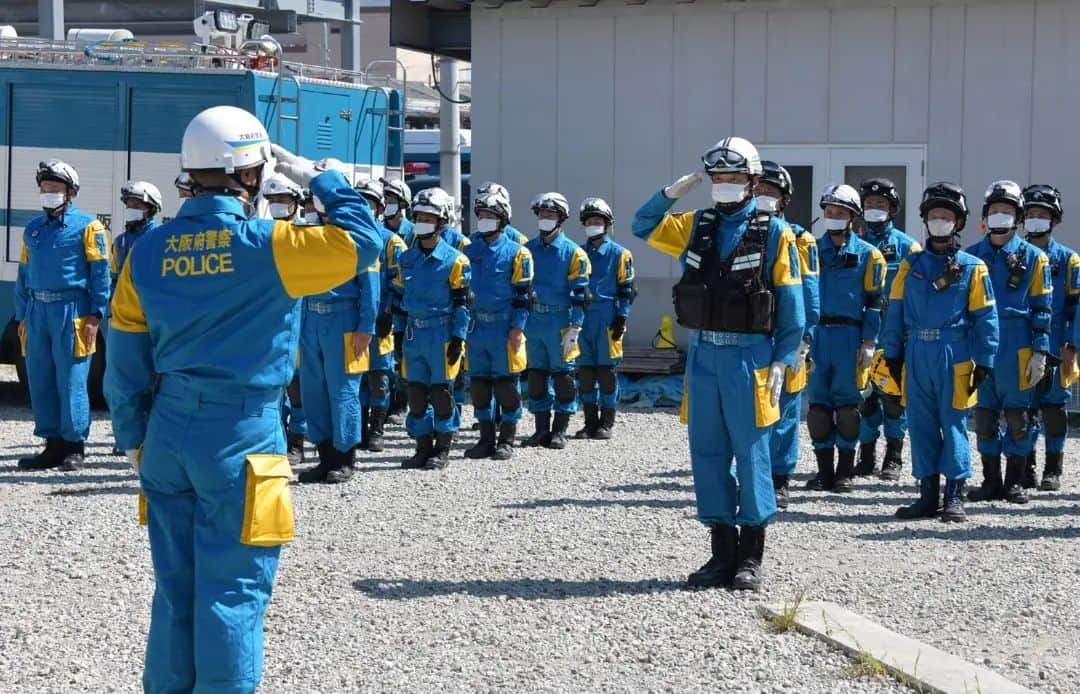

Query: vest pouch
746;289;776;333
672;279;711;330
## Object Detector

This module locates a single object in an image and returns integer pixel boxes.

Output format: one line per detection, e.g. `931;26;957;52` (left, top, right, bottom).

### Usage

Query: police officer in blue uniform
883;183;999;522
966;181;1052;506
856;178;921;480
15;159;110;471
633;137;804;591
757;162;820;510
805;185;886;493
112;181;162;289
476;181;529;244
105;106;383;692
574;197;636;440
378;177;414;424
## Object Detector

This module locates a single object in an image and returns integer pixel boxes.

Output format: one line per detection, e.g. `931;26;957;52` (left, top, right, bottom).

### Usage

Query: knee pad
407;384;429;416
577;366;597;393
287;375;302;405
470;377;493;408
1004;408;1029;442
596;367;618;394
974;408;999;441
807;405;834;442
858;390;879;417
881;394;905;420
494;377;522;409
527;370;549;401
835;406;861;441
1042;404;1067;438
552;371;577;404
367;371;389;400
429;384;454;419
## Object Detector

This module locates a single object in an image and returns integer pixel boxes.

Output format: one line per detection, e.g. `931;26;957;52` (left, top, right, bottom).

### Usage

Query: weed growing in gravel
765;586;808;633
843;646;888;679
894;652;926;693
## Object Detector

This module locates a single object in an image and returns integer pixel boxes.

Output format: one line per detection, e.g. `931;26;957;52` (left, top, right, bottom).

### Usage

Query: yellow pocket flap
785;361;808;394
560;327;581;362
344;333;371;375
752;366;780;428
241;454;295;547
444;340;464;381
1018;347;1034;391
378;332;395;356
1062;356;1080;388
952;360;978;411
507;337;527;373
247;453;293;478
607;328;624;360
73;316;97;358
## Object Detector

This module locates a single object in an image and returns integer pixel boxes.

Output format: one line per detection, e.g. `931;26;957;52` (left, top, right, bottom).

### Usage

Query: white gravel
0;376;1077;693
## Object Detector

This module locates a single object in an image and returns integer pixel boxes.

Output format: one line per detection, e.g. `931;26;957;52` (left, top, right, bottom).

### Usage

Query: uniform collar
425;237;454;260
721;197;756;224
177;195;248;221
986;232;1022;254
586;236;610;251
866;221;894;240
482;231;509;249
826;230;857;254
44;204;82;227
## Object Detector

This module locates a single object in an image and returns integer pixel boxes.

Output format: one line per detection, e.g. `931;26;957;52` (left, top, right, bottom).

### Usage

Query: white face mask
585;224;606;239
926;219;956;238
123;207;145;224
824;217;850;232
384;203;399;217
538;218;559;233
303;211;321;225
755;195;779;213
414;221;437;237
712;182;747;205
864;209;889;224
1025;218;1052;235
476;218;499;235
40;192;66;210
987;213;1015;233
268;202;293;220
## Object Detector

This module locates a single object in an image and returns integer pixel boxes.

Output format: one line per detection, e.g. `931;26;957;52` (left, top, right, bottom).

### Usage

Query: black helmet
981;180;1024;218
859;177;901;213
919;182;968;231
1021;184;1063;222
759;161;793;202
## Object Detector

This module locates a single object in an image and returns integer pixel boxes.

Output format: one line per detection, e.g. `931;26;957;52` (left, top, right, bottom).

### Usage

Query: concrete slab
757;601;1034;694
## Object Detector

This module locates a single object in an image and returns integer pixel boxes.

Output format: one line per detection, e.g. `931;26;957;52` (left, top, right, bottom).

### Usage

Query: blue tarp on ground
619;374;683;408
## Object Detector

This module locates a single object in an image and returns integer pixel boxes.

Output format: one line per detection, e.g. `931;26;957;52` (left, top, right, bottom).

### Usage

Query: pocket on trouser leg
344;333;371;375
1017;347;1034;391
507;337;527;374
444;341;464;381
752;366;780;427
135;448;148;526
607;328;624;361
18;326;27;357
952;360;978;410
1062;356;1080;388
784;361;807;394
240;455;295;547
73;317;97;358
378;333;395;356
679;374;689;426
559;327;581;362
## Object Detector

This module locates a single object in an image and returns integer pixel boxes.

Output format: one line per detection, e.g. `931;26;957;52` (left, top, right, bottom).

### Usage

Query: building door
828;146;926;237
757;146;829;233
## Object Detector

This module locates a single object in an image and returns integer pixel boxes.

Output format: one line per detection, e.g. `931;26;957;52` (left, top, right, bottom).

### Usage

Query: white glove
857;343;876;371
562;325;581;359
664;171;707;200
791;340;811;374
1026;351;1048;386
125;449;140;473
766;361;786;406
272;144;349;188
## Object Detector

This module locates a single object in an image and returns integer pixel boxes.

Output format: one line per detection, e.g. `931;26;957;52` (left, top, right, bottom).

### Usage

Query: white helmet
355;178;385;208
413;187;453;222
120;181;164;214
476;181;510;204
379;177;412;207
474;192;512;222
174;172;195;193
260;173;303;200
36;159;80;192
819;184;863;216
532;192;570;220
702;137;762;176
181;106;271;173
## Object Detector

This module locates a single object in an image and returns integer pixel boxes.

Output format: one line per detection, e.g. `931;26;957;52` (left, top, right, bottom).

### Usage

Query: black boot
1040;451;1064;491
424;431;453;470
1003;455;1030;504
879;438;904;481
492;422;516;461
17;438;64;470
896;475;941;519
465;421;497;459
833;448;856;493
547;412;570;450
732;526;766;592
685;525;739;589
366;409;387;452
299;442;336;483
967;455;1003;502
805;448;835;491
855;442;877;477
523;412;551;447
326;446;355;484
1022;452;1038;490
402;435;434;469
575;404;599;439
286;432;305;466
773;474;790;510
595;407;616;440
58;441;84;471
940;478;967;523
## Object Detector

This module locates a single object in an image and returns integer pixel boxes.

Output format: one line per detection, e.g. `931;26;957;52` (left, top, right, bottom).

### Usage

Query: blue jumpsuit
105;170;382;693
361;226;407;412
633;192;804;528
858;223;921;445
14;205;110;444
808;233;886;450
1031;240;1080;454
771;223;820;476
503;224;529;244
299;263;380;453
882;248;999;481
965;234;1052;458
524;231;591;415
394;238;471;436
463;232;533;422
110;219;159;288
579;237;635;408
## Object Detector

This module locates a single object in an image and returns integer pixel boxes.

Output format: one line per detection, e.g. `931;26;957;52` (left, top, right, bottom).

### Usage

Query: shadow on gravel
49;484;137;497
499;497;693;511
352;576;684;601
778;510;900;525
0;470;133;485
855;525;1080;541
603;481;693;494
648;469;691;479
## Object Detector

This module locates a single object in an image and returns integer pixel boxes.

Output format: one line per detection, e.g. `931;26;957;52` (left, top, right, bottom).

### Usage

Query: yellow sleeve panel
512;246;534;284
617;249;635;283
393;267;404;290
110;255;148;333
19;243;27;264
645;210;696;259
387;234;407;272
270;220;361;299
109;241;120;275
968;262;996;311
568;246;591;281
865;248;887;292
458;237;471;250
1029;252;1051;297
890;260;911;301
796;231;818;278
449;254;470;290
771;227;802;288
360;259;380;274
1068;253;1080;295
908;240;923;254
83;220;110;262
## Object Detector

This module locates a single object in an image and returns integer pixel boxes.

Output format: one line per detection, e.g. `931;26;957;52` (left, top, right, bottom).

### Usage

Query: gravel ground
0;376;1077;693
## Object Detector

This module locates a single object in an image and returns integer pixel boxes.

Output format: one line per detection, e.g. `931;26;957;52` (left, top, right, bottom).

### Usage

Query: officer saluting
632;137;804;591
